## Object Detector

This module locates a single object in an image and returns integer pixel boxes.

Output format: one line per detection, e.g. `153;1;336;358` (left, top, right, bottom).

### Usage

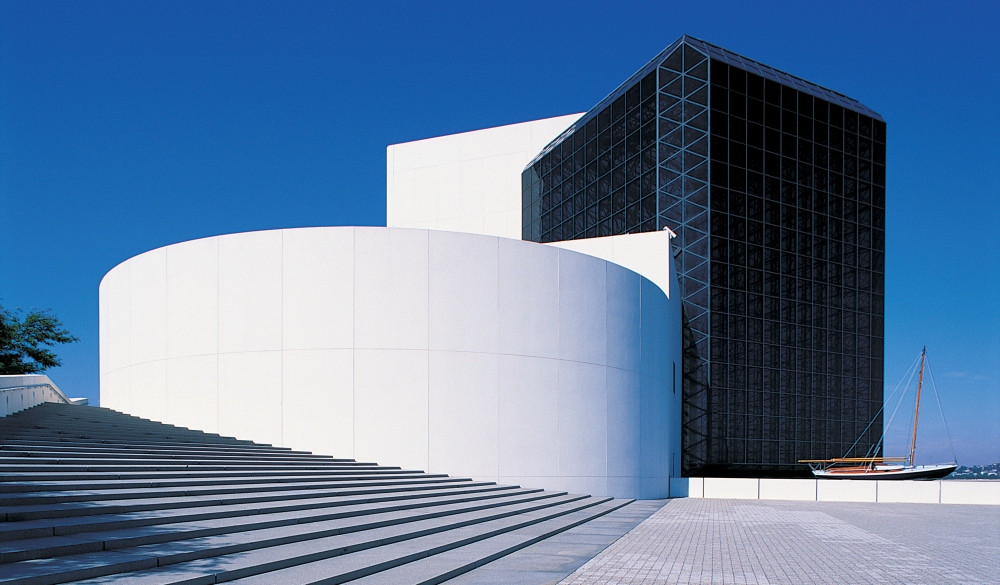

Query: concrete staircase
0;403;631;584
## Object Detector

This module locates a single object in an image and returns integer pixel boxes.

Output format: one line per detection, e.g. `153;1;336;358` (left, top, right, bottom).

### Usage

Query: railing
0;375;88;417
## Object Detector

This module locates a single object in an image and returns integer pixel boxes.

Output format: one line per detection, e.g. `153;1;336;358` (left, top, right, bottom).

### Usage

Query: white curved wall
100;227;681;498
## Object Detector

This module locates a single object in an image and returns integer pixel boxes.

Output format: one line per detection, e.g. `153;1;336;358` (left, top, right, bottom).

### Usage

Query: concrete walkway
556;498;1000;584
448;500;665;584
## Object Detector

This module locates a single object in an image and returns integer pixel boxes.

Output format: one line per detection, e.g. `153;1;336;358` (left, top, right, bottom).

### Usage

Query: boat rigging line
858;352;921;460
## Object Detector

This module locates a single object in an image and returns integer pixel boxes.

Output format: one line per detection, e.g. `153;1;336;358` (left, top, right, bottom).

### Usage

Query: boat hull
812;464;957;480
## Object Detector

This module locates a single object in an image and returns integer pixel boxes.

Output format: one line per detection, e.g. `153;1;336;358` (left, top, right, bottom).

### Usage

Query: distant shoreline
945;463;999;480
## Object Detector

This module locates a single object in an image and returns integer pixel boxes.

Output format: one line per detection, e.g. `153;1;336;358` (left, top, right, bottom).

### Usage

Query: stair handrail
0;375;88;415
0;383;61;393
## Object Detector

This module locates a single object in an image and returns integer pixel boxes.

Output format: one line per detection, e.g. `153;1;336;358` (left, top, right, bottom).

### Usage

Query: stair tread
0;484;519;541
53;496;611;585
0;474;455;499
0;494;595;583
0;488;553;562
0;468;464;498
311;498;630;585
0;472;438;502
0;471;408;494
0;479;485;523
0;403;624;584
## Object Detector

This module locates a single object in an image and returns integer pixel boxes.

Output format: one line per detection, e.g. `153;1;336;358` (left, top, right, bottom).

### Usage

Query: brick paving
557;498;1000;584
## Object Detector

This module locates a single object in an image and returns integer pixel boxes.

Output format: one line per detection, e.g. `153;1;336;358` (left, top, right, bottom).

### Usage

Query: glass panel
659;67;680;88
663;101;684;122
683;126;705;146
663;126;683;147
664;151;684;173
660;77;684;97
689;110;709;131
683;43;705;70
684;103;705;124
689;85;709;106
685;77;707;98
689;136;709;156
688;59;709;81
662;47;684;73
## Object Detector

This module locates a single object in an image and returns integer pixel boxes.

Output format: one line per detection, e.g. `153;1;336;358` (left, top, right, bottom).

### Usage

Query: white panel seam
426;229;430;473
126;260;131;411
352;228;357;461
604;261;610;486
280;230;285;448
495;236;500;482
556;249;561;482
216;237;220;433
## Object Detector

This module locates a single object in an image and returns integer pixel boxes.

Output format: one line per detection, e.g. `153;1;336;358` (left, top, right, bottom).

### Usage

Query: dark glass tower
522;36;886;476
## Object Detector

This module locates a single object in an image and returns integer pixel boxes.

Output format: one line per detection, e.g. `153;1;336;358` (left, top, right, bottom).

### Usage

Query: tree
0;304;79;375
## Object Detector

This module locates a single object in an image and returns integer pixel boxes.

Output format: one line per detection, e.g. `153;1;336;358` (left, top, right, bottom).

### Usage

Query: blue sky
1;1;997;464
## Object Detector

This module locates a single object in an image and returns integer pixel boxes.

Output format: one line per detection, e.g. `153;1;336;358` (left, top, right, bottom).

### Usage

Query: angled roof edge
526;35;883;170
683;35;884;122
526;36;687;169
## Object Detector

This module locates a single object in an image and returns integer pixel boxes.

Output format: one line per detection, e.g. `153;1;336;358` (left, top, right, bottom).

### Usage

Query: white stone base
668;477;1000;505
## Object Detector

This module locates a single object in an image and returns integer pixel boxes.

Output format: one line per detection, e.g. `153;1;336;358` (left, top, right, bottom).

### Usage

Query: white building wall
386;114;582;239
548;230;682;479
100;227;682;499
547;230;676;299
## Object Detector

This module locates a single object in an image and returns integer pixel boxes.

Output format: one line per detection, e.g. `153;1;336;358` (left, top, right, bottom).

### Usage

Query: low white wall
669;477;701;498
670;477;1000;505
386;114;582;240
703;477;758;499
941;481;1000;505
100;226;682;499
876;480;940;503
0;375;82;417
759;478;816;501
817;479;877;502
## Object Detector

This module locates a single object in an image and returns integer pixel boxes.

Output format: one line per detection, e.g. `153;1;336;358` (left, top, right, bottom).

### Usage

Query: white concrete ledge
876;479;941;503
760;478;816;501
940;481;1000;505
669;477;1000;505
703;477;759;499
669;477;702;498
817;478;876;502
0;375;86;417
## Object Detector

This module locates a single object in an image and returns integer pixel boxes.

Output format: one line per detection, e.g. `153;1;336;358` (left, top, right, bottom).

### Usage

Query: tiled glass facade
522;36;886;476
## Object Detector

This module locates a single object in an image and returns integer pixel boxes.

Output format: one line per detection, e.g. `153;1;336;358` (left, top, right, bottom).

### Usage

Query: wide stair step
0;402;631;584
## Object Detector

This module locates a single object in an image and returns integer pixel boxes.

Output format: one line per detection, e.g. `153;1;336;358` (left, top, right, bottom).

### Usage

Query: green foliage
0;304;79;375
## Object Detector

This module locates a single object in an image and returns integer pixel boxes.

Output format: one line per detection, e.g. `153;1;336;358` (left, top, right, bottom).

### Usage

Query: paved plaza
556;498;999;584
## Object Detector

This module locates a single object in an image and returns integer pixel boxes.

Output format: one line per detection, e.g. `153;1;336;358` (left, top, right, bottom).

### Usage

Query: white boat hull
812;463;957;480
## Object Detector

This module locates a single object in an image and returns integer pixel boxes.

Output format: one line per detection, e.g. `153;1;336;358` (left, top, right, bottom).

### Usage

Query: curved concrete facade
100;227;681;498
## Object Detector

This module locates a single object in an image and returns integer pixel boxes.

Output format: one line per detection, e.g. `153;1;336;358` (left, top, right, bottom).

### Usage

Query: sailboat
800;348;958;480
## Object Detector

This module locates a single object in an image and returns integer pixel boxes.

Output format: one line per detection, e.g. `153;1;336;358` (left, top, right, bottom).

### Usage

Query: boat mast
909;347;927;468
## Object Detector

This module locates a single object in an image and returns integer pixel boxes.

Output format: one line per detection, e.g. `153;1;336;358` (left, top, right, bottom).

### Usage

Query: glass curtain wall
655;44;713;474
708;59;886;471
523;36;885;476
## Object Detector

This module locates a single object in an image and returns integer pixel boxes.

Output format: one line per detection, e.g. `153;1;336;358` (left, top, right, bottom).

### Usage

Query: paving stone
557;498;1000;585
447;499;664;585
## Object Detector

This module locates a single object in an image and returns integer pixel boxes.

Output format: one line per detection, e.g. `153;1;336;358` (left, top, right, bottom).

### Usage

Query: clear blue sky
1;1;997;464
